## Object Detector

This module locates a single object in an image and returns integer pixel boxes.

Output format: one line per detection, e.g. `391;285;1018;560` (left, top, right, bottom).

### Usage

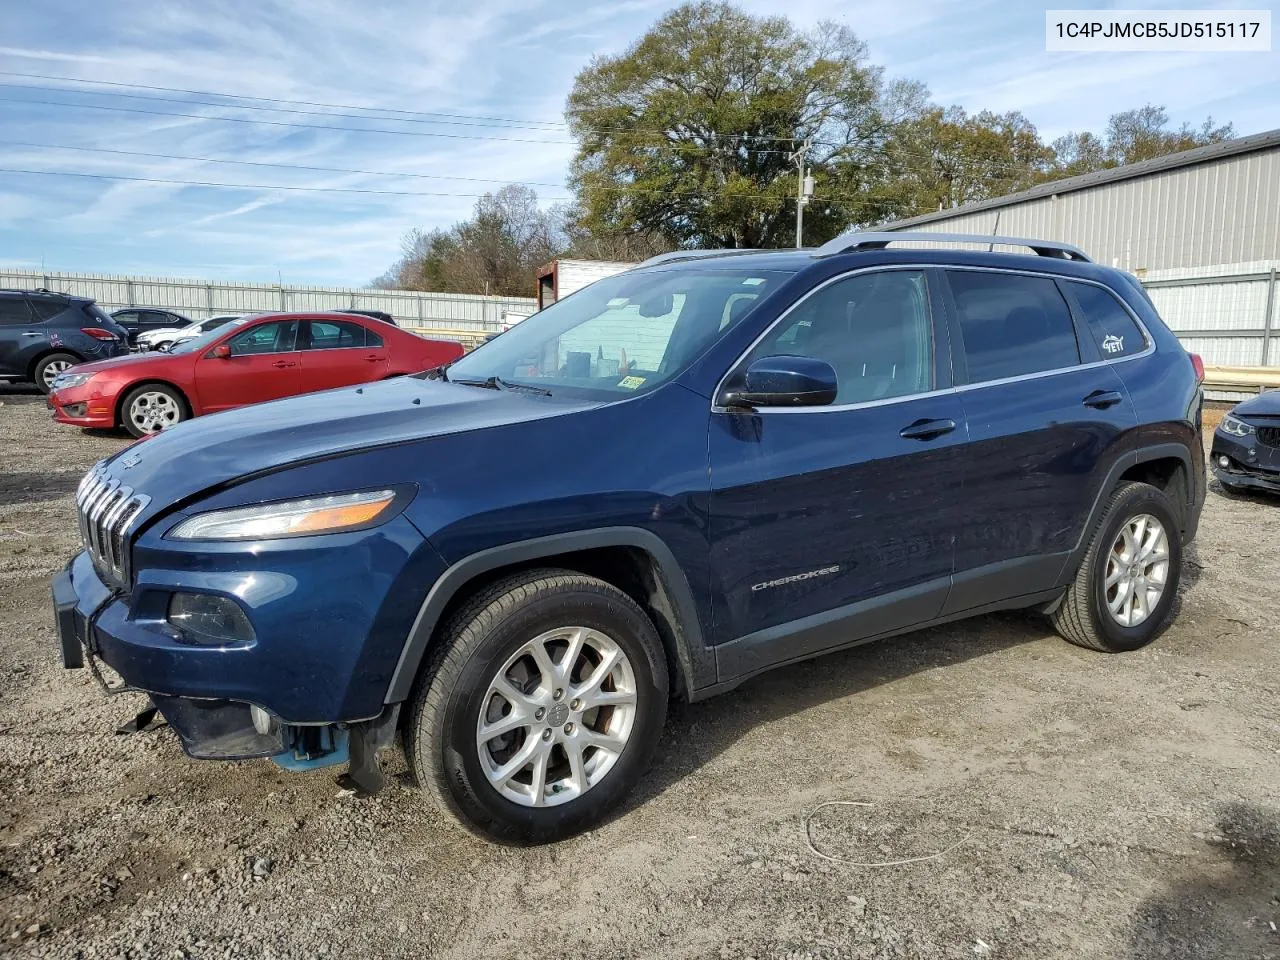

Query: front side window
227;320;298;356
443;267;792;399
745;270;933;404
1065;281;1148;359
305;320;366;350
948;271;1080;382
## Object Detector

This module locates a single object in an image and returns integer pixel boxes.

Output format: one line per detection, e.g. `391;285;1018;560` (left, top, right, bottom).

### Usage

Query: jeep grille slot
75;465;150;586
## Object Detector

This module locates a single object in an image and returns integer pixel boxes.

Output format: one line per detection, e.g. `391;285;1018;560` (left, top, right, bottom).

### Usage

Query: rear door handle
899;417;956;441
272;360;297;368
364;355;382;362
1083;389;1123;409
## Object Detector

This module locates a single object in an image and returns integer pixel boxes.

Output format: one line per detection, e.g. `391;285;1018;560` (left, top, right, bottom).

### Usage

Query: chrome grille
75;464;150;587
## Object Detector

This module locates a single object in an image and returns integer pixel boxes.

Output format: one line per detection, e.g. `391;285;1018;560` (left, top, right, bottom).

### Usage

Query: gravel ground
2;388;1279;960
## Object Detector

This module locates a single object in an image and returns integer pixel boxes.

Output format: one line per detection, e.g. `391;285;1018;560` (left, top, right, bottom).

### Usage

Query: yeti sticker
1101;334;1124;354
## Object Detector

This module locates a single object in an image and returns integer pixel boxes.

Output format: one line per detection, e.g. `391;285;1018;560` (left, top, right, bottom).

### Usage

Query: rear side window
28;299;65;321
1065;281;1148;359
947;271;1080;382
306;320;366;349
0;298;34;325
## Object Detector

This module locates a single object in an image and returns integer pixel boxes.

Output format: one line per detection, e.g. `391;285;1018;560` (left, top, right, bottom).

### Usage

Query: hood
1233;390;1280;418
100;377;597;516
74;351;185;374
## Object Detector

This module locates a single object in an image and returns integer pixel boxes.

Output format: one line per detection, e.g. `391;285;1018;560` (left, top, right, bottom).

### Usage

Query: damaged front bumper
50;555;397;791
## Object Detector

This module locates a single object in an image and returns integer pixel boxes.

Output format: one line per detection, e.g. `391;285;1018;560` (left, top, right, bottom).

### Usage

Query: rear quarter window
1065;281;1149;359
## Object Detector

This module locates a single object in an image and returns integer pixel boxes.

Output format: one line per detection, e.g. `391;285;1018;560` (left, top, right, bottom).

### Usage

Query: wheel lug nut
570;698;581;711
534;707;545;721
564;722;574;735
542;728;552;741
553;689;564;701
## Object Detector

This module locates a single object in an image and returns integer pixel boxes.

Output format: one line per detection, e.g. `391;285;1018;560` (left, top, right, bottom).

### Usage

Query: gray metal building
879;128;1280;371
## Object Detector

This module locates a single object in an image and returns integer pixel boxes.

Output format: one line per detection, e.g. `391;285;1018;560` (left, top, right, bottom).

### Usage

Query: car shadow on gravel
1127;802;1280;959
0;470;83;504
629;609;1043;811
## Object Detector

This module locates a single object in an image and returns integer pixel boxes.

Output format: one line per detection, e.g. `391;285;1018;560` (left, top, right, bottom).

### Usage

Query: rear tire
34;352;80;394
120;384;188;438
404;569;669;844
1051;481;1183;652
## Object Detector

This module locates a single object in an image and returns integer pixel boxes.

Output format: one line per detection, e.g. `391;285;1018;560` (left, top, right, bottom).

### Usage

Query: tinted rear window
1065;281;1148;359
0;298;34;325
947;271;1080;382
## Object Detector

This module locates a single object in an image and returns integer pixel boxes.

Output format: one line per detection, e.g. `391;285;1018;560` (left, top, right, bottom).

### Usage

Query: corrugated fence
0;268;536;336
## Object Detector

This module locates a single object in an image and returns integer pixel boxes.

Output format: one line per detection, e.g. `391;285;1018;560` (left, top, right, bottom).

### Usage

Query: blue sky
0;0;1275;286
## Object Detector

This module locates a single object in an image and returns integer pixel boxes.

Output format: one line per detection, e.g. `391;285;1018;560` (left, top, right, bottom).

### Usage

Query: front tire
120;384;188;437
405;570;669;844
1051;481;1183;652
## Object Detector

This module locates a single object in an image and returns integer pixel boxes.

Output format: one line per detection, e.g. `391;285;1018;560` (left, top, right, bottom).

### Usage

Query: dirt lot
2;389;1278;960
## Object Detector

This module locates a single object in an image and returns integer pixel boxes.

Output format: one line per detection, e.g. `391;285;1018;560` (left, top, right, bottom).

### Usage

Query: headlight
168;489;398;541
1220;415;1254;438
52;372;94;390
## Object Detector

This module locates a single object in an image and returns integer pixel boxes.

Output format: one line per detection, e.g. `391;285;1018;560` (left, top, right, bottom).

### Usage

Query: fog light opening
1217;455;1231;469
167;592;256;645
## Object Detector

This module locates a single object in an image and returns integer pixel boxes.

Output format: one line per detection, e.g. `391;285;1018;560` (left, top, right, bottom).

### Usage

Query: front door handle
20;331;42;337
1083;389;1123;409
272;360;297;368
899;417;956;441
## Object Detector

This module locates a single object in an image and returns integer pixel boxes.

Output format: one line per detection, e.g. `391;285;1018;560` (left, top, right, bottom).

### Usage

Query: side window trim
1056;279;1103;365
712;265;953;413
937;267;1156;390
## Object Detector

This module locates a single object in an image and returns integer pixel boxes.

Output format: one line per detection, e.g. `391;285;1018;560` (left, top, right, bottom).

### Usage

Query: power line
0;74;799;144
0;165;890;211
0;94;798;156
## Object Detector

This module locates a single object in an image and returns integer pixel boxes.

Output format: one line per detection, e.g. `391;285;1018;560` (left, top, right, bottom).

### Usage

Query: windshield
444;266;789;399
169;316;252;354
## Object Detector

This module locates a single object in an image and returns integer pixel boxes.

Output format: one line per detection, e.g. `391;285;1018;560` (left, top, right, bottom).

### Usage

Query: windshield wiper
451;375;552;396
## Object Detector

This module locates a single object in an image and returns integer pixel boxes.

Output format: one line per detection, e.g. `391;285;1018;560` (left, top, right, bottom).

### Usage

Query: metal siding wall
893;147;1280;272
0;268;536;334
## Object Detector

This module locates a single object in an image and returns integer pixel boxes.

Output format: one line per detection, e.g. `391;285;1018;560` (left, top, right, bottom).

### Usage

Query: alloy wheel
1103;513;1170;628
41;360;73;389
476;626;638;807
128;391;181;433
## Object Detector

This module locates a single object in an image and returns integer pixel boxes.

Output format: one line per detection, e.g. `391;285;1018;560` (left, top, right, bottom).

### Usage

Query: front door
939;268;1139;613
195;318;301;412
708;268;965;674
298;319;388;392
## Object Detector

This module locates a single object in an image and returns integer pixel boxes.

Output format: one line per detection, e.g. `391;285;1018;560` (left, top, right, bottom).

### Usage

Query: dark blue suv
51;232;1205;842
1;289;129;392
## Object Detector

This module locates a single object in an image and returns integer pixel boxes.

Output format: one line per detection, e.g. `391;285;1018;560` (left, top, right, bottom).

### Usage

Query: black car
335;308;398;326
1210;391;1280;494
110;308;193;347
0;289;129;392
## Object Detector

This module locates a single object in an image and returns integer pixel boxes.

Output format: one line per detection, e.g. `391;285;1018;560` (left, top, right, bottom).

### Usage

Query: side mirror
720;355;838;409
209;343;232;359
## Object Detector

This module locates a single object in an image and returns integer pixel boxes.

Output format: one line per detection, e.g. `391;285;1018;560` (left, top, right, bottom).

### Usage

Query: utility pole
790;138;814;248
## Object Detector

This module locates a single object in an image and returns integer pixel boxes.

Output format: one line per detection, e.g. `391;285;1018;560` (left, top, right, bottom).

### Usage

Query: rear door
0;296;37;375
194;319;301;412
941;268;1138;613
707;267;966;667
298;319;388;391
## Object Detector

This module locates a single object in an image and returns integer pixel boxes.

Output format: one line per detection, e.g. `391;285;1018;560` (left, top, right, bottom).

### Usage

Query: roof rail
814;231;1092;262
636;248;792;268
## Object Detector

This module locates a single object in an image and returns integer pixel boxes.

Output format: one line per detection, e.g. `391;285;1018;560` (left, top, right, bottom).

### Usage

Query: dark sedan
110;308;193;347
1211;390;1280;494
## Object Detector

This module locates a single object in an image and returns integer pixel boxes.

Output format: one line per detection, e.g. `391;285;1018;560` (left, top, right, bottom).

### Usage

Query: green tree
565;1;913;249
881;106;1055;216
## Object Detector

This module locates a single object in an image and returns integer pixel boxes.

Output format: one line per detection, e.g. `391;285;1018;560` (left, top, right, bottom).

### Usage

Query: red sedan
48;312;464;437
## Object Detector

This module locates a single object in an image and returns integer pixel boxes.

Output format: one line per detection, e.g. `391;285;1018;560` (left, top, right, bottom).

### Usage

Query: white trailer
535;259;634;310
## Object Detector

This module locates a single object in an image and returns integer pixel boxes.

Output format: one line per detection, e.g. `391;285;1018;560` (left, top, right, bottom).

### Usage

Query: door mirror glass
721;355;838;408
